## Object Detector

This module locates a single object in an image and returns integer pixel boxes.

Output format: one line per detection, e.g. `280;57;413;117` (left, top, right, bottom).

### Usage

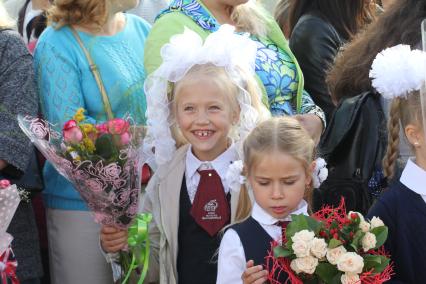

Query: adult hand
0;159;7;171
295;114;323;145
100;225;128;253
242;260;268;284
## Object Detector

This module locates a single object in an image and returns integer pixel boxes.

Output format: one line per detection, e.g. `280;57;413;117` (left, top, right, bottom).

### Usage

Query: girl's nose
271;183;284;199
195;111;210;125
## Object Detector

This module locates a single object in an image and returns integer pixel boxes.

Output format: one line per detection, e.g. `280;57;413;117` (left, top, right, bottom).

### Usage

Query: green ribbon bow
122;213;153;284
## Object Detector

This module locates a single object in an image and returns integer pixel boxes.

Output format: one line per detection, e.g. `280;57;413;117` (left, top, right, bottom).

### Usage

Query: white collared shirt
400;158;426;203
185;144;238;203
216;201;309;284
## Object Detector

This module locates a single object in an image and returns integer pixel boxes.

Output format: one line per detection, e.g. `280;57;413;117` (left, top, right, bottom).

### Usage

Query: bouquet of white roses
267;199;393;284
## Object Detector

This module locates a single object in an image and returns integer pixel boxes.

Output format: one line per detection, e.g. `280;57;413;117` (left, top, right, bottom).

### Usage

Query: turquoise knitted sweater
34;14;150;210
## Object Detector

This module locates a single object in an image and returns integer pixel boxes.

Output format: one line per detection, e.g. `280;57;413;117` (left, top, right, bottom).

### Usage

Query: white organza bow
143;25;260;167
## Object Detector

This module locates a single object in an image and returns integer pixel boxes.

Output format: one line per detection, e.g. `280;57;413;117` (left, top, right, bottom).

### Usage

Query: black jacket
315;91;387;214
290;12;344;123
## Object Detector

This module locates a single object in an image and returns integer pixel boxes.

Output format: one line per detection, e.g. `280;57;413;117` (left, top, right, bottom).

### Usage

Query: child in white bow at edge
217;117;328;284
366;44;426;283
100;24;270;284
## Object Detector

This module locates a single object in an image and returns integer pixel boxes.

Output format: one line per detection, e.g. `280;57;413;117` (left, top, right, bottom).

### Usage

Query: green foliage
350;230;365;251
363;254;390;273
95;134;119;161
285;214;322;240
315;263;339;283
371;226;388;248
328;238;342;249
273;246;293;258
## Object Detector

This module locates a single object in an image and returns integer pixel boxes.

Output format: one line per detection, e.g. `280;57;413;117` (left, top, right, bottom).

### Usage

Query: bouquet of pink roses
18;109;152;283
267;199;393;284
18;109;143;228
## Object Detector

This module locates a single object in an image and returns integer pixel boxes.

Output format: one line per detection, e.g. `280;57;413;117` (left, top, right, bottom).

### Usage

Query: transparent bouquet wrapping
18;115;143;229
0;183;20;255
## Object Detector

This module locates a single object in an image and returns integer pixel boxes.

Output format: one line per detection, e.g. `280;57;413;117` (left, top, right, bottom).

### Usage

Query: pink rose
63;120;83;144
63;120;77;130
119;132;131;146
107;118;130;135
96;123;108;135
0;179;11;189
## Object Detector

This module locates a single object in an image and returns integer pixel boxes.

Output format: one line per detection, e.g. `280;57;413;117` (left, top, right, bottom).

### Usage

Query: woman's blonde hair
383;91;422;178
169;63;269;148
231;0;269;38
235;116;316;221
47;0;108;29
0;1;15;29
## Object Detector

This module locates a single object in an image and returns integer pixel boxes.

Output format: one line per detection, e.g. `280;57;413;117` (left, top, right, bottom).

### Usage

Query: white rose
337;252;364;274
291;230;315;243
291;256;318;275
359;221;371;233
326;246;347;265
292;240;311;258
361;232;377;252
348;211;365;222
290;258;302;274
310;237;327;259
341;273;360;284
370;216;385;229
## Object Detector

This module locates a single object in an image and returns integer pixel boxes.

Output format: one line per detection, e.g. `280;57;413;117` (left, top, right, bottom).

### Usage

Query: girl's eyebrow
254;174;300;179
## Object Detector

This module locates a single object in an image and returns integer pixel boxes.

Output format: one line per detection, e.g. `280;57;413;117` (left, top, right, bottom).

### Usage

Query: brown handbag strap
70;27;114;120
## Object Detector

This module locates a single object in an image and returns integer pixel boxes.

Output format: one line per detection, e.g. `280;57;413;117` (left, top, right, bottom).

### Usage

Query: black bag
1;146;44;196
314;91;387;214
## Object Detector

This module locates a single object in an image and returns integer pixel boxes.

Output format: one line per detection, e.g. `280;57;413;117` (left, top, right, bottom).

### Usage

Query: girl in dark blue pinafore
367;44;426;283
217;117;326;284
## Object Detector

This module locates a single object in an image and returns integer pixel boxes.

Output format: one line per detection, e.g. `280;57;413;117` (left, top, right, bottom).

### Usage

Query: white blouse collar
400;158;426;197
185;144;238;180
252;200;309;226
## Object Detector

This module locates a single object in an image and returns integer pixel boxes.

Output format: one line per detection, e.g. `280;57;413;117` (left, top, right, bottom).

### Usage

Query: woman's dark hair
288;0;373;40
327;0;426;103
18;0;47;42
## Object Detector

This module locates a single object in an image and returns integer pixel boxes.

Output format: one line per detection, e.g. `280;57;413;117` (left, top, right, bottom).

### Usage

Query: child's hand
100;225;128;253
241;260;268;284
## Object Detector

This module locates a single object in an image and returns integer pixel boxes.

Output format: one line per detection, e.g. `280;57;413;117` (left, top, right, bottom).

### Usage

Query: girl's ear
405;123;422;148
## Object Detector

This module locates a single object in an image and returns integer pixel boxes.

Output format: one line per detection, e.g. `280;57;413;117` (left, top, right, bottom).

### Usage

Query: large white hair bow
143;25;261;167
370;44;426;99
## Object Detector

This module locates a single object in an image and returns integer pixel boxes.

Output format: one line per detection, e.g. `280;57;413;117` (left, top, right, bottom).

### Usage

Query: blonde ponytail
383;99;401;178
234;184;252;222
231;1;268;38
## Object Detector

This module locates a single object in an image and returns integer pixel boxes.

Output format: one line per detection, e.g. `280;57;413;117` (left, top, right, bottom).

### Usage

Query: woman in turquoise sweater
144;0;325;143
34;0;150;283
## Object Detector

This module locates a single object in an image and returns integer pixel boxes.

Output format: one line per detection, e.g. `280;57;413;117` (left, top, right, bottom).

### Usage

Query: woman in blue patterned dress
144;0;326;143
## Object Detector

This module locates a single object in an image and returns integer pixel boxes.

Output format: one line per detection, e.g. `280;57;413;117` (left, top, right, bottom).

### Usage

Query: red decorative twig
266;240;302;284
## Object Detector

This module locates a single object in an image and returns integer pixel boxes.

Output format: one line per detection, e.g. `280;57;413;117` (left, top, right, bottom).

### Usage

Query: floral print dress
158;0;325;122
